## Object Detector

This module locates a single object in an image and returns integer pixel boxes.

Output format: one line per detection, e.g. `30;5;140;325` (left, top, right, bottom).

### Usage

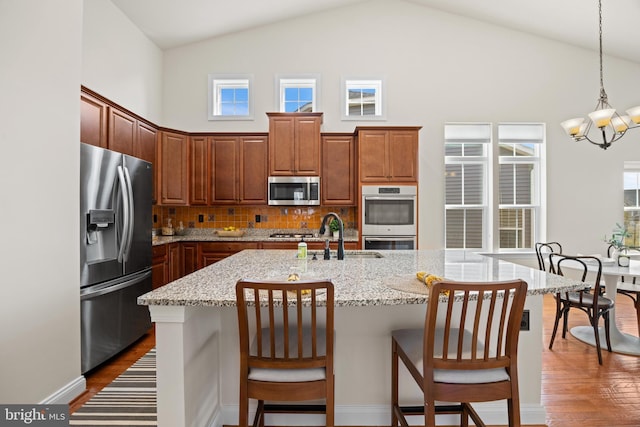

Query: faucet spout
319;212;345;260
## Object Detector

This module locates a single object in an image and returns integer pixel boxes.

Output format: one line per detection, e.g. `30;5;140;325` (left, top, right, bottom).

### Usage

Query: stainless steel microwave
268;176;320;206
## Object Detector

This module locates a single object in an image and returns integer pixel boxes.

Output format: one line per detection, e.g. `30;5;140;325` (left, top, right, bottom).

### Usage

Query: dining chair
235;279;334;427
534;241;563;272
391;279;528;427
548;254;614;364
607;244;640;335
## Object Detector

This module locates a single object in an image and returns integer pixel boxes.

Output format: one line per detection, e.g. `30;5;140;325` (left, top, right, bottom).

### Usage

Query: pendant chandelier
560;0;640;150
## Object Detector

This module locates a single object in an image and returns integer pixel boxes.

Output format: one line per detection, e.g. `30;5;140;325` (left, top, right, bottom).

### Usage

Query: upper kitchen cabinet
158;130;189;205
211;134;268;205
80;90;108;148
356;127;421;183
189;136;210;205
267;112;322;176
321;134;356;205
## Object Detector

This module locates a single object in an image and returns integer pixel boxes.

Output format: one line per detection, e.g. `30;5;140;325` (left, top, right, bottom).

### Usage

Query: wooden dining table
570;260;640;356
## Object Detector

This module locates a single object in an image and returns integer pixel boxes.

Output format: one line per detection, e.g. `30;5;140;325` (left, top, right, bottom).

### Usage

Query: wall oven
361;185;417;250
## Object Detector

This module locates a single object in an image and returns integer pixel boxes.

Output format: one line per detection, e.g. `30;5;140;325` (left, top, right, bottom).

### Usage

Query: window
624;162;640;246
498;124;543;249
444;123;491;249
278;77;318;112
208;74;253;120
342;79;384;120
444;122;545;251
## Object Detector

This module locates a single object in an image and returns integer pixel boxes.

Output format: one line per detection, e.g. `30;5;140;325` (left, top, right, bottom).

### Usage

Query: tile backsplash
153;205;357;231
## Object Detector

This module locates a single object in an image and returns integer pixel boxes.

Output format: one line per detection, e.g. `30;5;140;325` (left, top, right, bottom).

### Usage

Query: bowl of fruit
216;226;245;237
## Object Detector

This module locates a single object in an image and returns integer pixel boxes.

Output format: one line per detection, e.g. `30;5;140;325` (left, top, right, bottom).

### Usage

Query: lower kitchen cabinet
151;245;169;289
168;243;182;282
199;242;260;268
182;243;199;276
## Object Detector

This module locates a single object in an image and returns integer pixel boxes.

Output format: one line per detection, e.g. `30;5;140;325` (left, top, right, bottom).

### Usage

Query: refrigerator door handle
116;165;130;263
122;165;135;261
80;269;151;300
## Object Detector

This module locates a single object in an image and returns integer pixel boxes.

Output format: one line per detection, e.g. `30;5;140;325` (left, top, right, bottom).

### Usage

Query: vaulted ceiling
112;0;640;63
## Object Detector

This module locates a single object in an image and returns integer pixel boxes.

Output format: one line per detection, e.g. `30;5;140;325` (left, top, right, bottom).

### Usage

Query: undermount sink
306;250;384;259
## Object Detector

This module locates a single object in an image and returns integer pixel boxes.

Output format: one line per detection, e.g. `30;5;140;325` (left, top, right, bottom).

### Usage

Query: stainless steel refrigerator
80;142;153;373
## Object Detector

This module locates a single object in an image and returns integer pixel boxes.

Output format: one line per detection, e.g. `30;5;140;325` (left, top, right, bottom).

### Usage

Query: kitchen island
138;249;585;427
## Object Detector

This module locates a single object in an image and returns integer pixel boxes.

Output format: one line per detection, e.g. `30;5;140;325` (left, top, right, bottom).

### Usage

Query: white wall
0;0;83;403
161;0;640;255
82;0;163;123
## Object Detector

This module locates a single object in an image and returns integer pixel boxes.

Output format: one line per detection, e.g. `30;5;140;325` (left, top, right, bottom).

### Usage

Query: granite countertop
152;228;359;245
138;249;586;308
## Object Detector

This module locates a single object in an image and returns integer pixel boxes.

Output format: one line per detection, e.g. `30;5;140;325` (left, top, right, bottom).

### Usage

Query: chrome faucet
319;212;345;260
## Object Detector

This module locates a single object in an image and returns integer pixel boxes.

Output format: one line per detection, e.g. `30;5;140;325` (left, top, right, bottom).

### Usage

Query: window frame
443;122;546;252
276;75;320;113
341;78;385;121
623;161;640;247
444;123;493;250
497;123;545;251
207;74;254;121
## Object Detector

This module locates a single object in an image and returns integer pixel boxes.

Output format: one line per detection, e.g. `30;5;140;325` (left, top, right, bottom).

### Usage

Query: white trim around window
207;74;254;121
275;75;320;113
341;78;385;121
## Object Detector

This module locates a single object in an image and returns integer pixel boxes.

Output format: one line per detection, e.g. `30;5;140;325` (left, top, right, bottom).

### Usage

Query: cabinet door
168;243;182;282
159;131;189;205
136;122;158;203
211;136;239;203
151;245;168;289
358;130;389;182
269;115;296;175
80;92;108;148
109;108;137;156
182;243;199;275
388;130;418;182
322;134;355;205
239;136;268;204
190;136;209;205
295;116;321;175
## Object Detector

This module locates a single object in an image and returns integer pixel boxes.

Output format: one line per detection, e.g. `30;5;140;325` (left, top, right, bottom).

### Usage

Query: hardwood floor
69;295;640;426
68;326;155;413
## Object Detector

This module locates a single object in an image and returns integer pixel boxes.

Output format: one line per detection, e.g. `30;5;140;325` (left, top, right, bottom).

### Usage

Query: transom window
279;78;317;112
342;79;384;120
208;75;253;120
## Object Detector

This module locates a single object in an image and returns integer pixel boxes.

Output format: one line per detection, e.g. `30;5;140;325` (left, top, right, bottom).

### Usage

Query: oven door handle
364;237;415;242
363;196;415;201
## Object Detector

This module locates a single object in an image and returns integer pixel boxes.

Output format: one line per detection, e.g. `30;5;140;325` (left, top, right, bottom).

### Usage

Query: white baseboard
218;402;546;426
40;375;86;405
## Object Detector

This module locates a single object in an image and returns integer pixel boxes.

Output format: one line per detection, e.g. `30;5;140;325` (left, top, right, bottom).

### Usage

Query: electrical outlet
255;215;261;223
198;214;204;223
520;310;530;331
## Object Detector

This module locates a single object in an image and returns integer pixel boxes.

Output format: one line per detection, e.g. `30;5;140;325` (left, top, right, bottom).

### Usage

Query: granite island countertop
138;249;585;307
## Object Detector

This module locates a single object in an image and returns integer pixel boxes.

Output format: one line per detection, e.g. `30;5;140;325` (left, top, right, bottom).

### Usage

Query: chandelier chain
598;0;605;97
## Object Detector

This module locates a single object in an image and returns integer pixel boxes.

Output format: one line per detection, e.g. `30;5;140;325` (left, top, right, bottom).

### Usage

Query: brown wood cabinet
108;108;137;156
80;91;108;148
158;130;189;205
267;112;322;176
189;136;210;205
199;242;260;268
211;134;268;205
357;127;421;183
321;134;356;205
181;243;199;276
151;244;169;289
168;242;182;282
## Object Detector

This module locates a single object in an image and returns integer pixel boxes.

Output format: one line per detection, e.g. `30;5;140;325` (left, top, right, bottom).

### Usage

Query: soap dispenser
297;238;307;259
323;239;331;260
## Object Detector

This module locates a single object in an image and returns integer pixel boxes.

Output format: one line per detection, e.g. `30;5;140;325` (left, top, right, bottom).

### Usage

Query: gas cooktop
269;233;315;239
